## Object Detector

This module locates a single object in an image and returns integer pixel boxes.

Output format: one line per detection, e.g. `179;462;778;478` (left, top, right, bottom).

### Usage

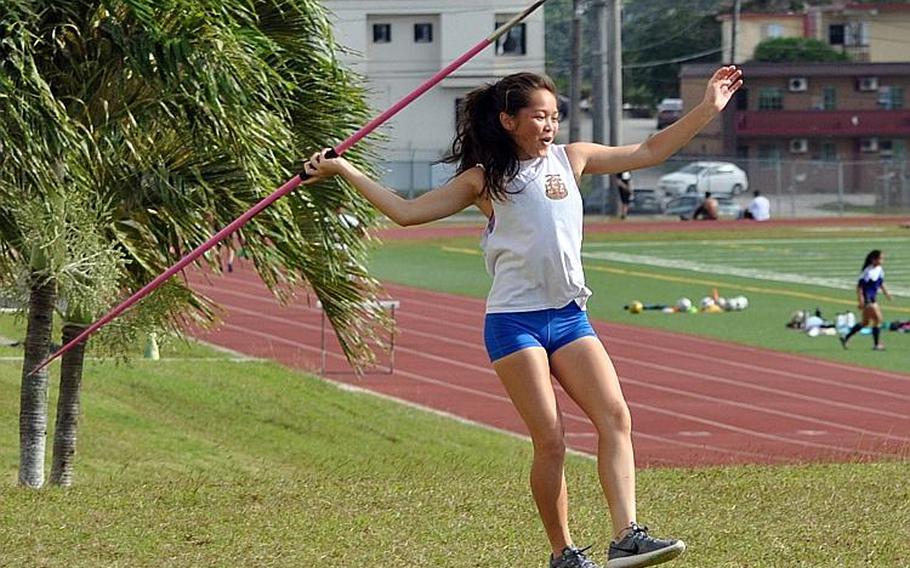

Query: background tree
753;37;851;62
1;0;388;488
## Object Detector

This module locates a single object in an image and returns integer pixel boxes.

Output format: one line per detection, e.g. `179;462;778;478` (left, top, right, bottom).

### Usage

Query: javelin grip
298;147;340;181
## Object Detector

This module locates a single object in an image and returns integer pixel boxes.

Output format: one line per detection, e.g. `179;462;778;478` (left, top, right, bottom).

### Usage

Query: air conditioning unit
790;138;809;153
857;76;879;91
860;138;879;152
788;77;808;92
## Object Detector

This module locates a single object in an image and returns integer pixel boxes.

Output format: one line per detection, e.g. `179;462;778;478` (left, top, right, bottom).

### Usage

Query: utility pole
569;0;583;142
607;0;621;150
731;0;741;63
606;0;622;215
589;0;607;213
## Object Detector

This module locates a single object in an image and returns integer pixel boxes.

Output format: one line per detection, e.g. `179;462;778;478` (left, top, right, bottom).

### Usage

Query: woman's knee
594;402;632;435
531;432;567;460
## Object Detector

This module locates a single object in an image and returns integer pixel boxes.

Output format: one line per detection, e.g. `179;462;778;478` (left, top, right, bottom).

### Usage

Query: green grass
2;348;908;566
368;225;910;373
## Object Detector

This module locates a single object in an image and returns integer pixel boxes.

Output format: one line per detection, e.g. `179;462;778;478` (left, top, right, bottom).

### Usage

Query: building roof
843;3;910;12
717;13;803;21
680;61;910;78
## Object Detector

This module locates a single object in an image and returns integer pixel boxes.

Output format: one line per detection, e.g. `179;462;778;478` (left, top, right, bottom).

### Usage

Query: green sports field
368;223;910;373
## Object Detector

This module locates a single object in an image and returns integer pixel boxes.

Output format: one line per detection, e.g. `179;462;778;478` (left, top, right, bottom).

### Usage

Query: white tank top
481;144;591;313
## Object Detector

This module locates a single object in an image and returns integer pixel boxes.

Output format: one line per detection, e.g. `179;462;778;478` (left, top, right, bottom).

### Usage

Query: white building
323;0;546;190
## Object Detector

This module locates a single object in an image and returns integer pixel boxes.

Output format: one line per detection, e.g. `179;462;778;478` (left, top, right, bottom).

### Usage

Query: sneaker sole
606;540;686;568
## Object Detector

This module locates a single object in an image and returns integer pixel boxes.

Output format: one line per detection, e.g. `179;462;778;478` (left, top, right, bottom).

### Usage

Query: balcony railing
736;110;910;137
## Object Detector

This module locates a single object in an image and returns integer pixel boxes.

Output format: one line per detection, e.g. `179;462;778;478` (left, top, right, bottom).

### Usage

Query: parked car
658;161;749;197
656;98;683;129
628;188;663;215
664;194;741;220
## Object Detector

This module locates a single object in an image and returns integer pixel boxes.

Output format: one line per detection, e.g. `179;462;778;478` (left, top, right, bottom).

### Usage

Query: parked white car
658;161;749;197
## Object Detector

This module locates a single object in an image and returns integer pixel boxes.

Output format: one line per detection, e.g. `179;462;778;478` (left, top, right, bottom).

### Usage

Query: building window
373;23;391;43
758;88;783;110
762;24;784;38
829;24;845;46
822;87;837;110
736;145;750;159
878;86;904;110
495;20;526;55
414;23;433;43
847;21;869;47
821;142;837;162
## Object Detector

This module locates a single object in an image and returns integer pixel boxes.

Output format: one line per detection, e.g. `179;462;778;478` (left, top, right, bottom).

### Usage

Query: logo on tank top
544;174;568;200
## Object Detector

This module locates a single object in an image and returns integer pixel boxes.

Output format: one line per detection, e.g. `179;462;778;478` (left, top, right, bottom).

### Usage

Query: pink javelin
32;0;550;374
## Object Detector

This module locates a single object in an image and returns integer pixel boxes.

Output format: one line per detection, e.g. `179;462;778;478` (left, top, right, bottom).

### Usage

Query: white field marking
581;250;910;297
217;317;779;462
204;288;906;456
796;430;830;437
362;287;910;397
678;431;712;437
798;227;889;233
633;402;890;458
583;236;910;248
620;374;910;442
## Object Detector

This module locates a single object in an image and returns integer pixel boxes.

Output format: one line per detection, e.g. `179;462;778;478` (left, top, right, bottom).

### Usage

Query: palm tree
2;0;389;487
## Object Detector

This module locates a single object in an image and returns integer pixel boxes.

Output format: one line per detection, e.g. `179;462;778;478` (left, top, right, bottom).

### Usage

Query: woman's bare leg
549;336;636;539
493;347;572;555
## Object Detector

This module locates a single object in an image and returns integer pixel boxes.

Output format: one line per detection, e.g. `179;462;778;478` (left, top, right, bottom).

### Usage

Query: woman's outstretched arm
302;149;484;226
566;66;744;177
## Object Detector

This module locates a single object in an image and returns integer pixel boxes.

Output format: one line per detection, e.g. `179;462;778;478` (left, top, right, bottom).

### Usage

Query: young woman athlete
303;65;743;568
840;249;892;351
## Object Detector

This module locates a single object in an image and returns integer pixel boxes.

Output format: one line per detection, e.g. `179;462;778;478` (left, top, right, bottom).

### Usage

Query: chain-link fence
585;155;910;218
377;152;910;218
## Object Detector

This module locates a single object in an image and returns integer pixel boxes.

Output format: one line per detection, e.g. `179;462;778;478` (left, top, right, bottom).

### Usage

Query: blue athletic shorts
483;302;597;362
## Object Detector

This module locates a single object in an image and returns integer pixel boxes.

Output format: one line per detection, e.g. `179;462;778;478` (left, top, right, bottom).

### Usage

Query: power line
622;47;723;69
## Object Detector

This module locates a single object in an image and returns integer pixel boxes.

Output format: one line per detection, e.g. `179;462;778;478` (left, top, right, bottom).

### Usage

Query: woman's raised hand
703;65;744;113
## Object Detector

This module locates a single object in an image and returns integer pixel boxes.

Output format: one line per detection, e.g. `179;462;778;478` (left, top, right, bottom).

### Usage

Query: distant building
680;62;909;195
323;1;546;189
720;3;910;64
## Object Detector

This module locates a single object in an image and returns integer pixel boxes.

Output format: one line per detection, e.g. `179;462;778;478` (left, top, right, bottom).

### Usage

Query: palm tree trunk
50;323;87;487
18;272;57;488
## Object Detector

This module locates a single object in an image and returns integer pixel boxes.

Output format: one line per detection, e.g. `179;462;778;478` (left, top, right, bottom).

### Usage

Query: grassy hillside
1;342;908;566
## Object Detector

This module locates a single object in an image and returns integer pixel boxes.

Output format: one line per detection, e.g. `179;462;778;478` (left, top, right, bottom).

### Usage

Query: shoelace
561;545;598;568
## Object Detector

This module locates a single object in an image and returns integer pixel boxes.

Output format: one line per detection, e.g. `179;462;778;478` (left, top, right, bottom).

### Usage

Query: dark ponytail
441;72;558;201
861;249;881;272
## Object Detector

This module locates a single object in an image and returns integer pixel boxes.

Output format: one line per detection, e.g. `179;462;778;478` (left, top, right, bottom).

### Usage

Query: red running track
187;264;910;468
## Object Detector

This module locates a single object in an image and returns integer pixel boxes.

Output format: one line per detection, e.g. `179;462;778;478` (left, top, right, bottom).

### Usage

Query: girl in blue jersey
303;66;743;568
840;249;892;350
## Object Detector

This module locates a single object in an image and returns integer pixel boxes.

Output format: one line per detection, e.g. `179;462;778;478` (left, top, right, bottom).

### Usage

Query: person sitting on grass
840;249;892;351
302;66;743;568
742;190;770;221
692;191;718;220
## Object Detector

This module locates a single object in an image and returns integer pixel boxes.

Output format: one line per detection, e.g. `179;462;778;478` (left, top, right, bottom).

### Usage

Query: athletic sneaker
550;545;601;568
873;344;886;351
607;523;685;568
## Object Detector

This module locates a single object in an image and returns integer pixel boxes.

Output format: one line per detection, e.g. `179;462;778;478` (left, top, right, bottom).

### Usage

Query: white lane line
197;283;910;427
621;374;910;443
203;289;902;457
216;320;778;462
